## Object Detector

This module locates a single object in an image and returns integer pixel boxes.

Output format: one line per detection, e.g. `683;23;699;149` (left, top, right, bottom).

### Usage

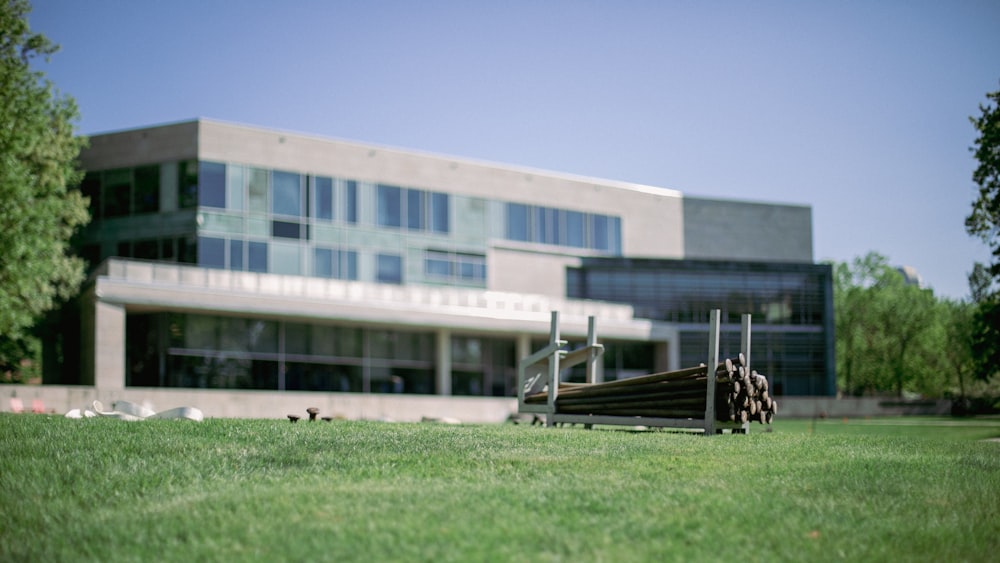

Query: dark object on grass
321;416;333;422
306;407;319;422
288;415;300;423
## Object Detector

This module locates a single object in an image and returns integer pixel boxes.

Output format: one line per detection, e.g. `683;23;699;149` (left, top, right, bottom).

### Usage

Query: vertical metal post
586;316;599;384
546;311;560;427
703;309;721;435
740;313;752;434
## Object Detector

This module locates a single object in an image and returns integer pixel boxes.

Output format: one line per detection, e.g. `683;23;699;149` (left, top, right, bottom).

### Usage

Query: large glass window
272;220;303;239
565;210;585;248
407;189;425;230
271;243;301;275
103;168;132;218
272;170;302;217
312;176;333;221
424;250;485;285
198;162;226;208
229;239;244;271
248;168;269;213
248;241;268;272
197;237;226;269
430;192;449;234
133;165;160;214
376;253;403;284
377;184;402;227
314;248;358;280
345;180;358;223
506;203;529;241
178;160;198;209
591;214;609;251
227;165;245;212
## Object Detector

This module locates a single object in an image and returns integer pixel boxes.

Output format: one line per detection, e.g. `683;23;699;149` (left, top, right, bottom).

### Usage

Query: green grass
1;415;998;562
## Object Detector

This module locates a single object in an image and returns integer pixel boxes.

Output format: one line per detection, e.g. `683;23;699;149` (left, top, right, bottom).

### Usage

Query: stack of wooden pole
524;356;777;424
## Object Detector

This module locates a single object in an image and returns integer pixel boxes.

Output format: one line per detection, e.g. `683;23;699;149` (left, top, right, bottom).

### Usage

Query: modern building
40;119;833;419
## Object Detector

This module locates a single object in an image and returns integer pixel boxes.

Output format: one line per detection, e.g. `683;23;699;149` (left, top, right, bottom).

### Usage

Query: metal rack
517;309;752;434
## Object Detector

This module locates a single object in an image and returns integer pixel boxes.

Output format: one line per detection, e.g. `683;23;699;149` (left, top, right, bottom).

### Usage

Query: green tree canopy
0;0;89;363
965;85;1000;380
966;86;1000;278
834;252;943;397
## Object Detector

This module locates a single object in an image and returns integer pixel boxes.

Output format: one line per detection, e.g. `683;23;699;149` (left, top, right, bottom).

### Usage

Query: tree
966;86;1000;278
0;0;89;375
833;252;941;397
966;85;1000;381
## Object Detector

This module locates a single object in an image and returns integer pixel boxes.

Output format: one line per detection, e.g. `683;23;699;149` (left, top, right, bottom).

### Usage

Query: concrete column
436;328;451;396
516;333;532;364
93;299;126;391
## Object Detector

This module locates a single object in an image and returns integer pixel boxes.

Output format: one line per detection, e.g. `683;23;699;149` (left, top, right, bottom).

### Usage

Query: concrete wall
1;384;518;423
682;196;813;262
81;121;199;169
2;385;952;422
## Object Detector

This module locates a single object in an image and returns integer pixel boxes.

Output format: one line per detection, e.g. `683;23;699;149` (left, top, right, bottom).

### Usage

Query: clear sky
27;0;1000;299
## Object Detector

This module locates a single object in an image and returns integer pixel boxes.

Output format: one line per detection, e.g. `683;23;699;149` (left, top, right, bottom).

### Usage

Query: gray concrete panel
682;197;813;262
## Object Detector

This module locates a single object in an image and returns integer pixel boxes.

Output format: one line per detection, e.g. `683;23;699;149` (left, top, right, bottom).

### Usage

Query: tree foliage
966;86;1000;277
0;0;89;372
965;85;1000;381
834;252;947;397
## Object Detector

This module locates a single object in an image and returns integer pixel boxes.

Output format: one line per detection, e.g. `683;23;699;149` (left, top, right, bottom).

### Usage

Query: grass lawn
1;414;998;562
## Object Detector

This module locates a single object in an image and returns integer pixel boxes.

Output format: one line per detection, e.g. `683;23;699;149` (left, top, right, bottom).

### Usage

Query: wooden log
526;374;737;403
555;398;707;413
552;388;709;407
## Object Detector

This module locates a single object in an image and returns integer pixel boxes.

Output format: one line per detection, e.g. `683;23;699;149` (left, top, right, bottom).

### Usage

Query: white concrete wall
2;385;952;421
1;384;517;423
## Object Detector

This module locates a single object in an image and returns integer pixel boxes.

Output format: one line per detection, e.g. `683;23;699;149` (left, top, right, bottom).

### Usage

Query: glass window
343;250;358;280
133;165;160;214
377;184;402;227
407;189;425;230
591;214;609;251
248;168;268;213
248;241;267;272
313;176;333;221
425;251;452;278
134;239;158;260
314;247;334;278
227;165;245;212
103;168;131;218
198;162;226;208
272;243;301;275
272;170;302;217
178;160;198;209
506;203;529;241
198;237;225;268
376;253;403;284
430;192;449;234
178;237;197;264
272;220;302;239
566;210;585;248
609;216;622;254
229;239;244;271
345;180;358;223
160;238;175;261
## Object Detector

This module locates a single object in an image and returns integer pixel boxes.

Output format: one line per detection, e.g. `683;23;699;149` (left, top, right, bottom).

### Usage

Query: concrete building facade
34;119;832;420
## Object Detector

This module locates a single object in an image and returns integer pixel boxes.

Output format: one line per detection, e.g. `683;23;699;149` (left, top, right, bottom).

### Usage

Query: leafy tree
966;86;1000;278
0;0;89;376
833;252;940;397
965;85;1000;381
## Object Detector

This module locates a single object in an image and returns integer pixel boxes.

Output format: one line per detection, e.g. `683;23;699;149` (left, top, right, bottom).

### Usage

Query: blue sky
28;0;1000;299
